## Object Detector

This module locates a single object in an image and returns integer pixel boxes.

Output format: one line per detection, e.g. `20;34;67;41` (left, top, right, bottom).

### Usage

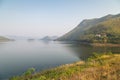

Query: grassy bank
10;53;120;80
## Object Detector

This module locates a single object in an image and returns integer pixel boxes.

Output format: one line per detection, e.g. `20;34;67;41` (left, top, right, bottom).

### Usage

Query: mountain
57;13;120;44
0;36;11;42
41;36;58;41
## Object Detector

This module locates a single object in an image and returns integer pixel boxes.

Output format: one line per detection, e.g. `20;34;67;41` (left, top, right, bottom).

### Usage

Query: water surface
0;40;120;80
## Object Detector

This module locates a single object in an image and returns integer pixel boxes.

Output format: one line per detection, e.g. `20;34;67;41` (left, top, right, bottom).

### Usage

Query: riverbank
78;42;120;47
89;43;120;47
10;53;120;80
55;41;120;47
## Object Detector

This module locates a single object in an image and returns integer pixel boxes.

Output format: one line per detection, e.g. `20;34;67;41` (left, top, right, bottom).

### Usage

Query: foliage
23;68;36;76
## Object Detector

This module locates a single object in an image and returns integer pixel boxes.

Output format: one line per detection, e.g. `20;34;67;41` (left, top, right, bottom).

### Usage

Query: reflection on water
63;42;120;60
0;40;120;80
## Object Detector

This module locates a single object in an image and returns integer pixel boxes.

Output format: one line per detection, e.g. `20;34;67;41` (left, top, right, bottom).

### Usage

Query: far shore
78;42;120;47
89;43;120;47
55;40;120;47
0;39;14;42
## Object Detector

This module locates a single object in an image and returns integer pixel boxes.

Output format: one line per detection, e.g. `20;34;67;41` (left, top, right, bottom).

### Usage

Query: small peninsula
0;36;11;42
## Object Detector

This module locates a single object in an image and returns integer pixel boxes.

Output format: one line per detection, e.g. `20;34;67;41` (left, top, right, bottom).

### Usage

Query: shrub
23;68;36;76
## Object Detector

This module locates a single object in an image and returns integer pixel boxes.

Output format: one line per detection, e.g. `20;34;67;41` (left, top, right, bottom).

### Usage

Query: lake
0;40;120;80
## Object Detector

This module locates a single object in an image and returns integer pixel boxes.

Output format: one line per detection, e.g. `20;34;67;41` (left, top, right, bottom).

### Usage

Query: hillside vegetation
57;14;120;44
10;53;120;80
81;17;120;43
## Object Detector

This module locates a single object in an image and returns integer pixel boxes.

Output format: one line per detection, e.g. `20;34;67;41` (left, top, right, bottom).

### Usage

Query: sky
0;0;120;37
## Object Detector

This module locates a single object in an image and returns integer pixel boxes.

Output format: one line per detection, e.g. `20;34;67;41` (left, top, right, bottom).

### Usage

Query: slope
57;13;120;43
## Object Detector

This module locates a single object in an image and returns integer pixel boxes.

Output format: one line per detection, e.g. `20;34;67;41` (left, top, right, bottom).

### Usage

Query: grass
10;53;120;80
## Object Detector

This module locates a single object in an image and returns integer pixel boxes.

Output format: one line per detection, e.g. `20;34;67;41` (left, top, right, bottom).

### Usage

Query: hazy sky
0;0;120;37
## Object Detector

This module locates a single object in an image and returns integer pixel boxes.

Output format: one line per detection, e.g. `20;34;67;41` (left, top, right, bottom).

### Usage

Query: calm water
0;40;120;80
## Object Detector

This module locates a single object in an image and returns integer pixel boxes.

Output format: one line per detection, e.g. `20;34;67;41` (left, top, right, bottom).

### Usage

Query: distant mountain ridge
41;36;58;41
57;13;120;43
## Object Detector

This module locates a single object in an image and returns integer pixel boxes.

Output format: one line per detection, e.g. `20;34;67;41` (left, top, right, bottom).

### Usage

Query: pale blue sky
0;0;120;37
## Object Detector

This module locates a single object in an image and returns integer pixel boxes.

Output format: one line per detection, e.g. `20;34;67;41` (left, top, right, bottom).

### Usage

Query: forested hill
57;13;120;44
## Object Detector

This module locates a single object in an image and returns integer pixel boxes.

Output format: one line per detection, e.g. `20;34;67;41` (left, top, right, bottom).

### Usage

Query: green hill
57;14;120;44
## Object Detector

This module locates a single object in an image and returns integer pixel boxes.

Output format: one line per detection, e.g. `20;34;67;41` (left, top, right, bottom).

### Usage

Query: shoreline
10;53;120;80
56;41;120;47
89;43;120;47
0;39;14;42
